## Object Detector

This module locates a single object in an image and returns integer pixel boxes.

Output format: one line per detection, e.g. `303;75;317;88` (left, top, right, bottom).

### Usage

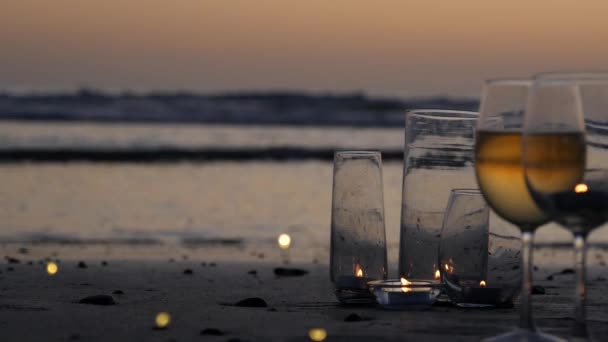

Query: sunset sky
2;0;608;97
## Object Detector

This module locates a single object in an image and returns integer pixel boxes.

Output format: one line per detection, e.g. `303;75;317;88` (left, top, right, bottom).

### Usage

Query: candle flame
444;264;449;271
480;280;487;287
435;269;440;280
355;265;363;278
574;183;588;194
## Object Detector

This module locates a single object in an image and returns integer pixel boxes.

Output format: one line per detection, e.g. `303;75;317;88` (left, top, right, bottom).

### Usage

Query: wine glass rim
334;150;381;158
450;188;481;195
406;109;478;119
534;70;608;80
483;78;532;86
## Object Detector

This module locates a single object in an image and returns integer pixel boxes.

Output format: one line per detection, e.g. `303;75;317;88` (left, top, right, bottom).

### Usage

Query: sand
0;244;606;342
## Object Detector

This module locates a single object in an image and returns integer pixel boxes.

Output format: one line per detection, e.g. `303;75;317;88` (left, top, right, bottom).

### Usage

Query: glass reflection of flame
480;280;487;288
355;264;363;277
435;269;440;280
400;277;412;293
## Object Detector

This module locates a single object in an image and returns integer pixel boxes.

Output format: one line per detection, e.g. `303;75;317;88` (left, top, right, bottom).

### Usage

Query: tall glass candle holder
399;110;478;281
330;151;388;304
439;189;521;308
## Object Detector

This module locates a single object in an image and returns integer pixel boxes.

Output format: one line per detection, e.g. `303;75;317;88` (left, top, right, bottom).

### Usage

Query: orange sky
2;0;608;97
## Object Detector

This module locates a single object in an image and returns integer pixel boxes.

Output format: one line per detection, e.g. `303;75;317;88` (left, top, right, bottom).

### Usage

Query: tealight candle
459;280;503;306
367;278;441;310
334;265;377;304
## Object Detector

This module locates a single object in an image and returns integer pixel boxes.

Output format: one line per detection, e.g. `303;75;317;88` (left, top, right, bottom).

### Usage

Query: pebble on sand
112;290;125;295
344;313;372;322
200;328;224;336
5;256;20;264
77;261;87;269
78;295;116;305
183;269;193;275
531;285;546;295
234;297;268;308
273;267;308;277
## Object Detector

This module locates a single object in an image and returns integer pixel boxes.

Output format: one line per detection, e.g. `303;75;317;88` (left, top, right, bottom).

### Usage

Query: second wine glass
523;73;608;339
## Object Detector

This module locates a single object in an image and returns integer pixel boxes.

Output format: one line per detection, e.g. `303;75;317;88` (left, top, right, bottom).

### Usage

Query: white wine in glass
524;73;608;339
475;79;563;342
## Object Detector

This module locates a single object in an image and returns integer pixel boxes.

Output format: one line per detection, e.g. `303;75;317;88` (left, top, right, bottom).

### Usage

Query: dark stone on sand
210;262;217;267
182;254;189;260
112;290;125;295
183;269;193;275
18;248;29;254
200;328;224;336
234;297;268;307
7;267;14;271
267;308;277;312
27;261;33;265
596;276;606;281
77;261;87;269
532;285;546;295
101;261;108;266
533;265;539;271
546;275;554;281
344;313;373;322
273;267;308;277
201;262;207;266
5;256;20;264
168;258;175;263
248;270;257;275
560;268;574;275
78;295;116;305
257;253;265;259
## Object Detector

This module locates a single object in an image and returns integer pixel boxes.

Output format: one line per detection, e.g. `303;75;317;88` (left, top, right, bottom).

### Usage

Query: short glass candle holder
367;279;441;310
330;151;388;304
439;189;521;308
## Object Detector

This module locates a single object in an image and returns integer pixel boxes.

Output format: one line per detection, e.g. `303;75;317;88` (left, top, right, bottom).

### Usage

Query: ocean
0;120;606;269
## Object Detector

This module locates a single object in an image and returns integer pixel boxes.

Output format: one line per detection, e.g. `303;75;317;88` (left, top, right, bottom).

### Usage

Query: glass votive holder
439;189;521;308
330;151;388;304
367;279;441;310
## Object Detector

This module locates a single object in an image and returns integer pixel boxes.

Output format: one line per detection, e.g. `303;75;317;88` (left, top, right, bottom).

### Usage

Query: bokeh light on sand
278;233;292;250
308;328;327;341
155;312;171;329
46;262;58;275
574;183;588;193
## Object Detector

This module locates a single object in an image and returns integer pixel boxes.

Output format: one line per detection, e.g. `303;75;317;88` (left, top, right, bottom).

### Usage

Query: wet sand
0;244;606;341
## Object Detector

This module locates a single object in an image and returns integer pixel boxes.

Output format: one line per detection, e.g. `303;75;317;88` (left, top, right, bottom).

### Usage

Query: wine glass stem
573;233;587;336
519;230;535;331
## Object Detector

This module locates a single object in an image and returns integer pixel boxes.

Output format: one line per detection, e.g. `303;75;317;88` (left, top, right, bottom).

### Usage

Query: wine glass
523;74;608;339
475;79;563;341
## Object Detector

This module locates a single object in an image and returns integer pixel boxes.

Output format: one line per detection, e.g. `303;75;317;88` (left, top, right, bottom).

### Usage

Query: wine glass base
482;329;565;342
